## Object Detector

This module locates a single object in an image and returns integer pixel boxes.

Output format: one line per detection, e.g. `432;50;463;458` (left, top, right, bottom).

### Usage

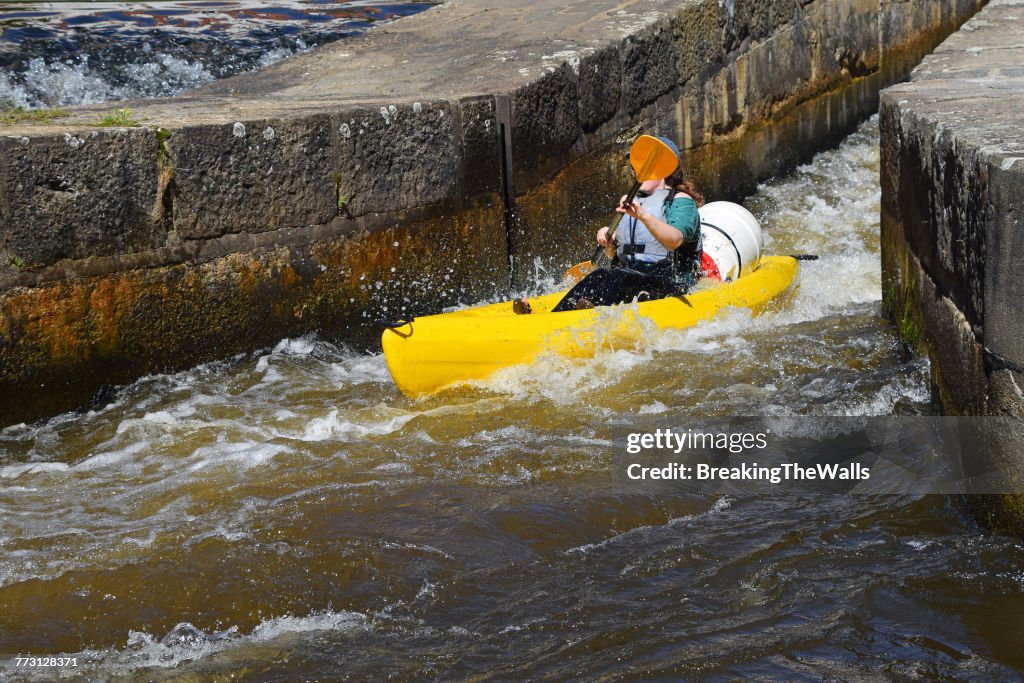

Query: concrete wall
880;0;1024;533
0;0;984;425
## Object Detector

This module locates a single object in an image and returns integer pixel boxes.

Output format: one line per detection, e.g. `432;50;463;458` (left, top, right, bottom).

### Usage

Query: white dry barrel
698;201;764;281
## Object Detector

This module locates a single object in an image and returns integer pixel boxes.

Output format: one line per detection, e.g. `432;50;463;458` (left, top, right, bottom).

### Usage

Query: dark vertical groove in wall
495;94;517;287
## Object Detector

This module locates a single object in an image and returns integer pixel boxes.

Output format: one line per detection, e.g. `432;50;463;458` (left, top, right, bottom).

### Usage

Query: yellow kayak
382;256;799;397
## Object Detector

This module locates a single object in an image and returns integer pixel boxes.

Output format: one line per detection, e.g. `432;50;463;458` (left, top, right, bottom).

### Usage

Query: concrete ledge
880;0;1024;533
1;0;986;424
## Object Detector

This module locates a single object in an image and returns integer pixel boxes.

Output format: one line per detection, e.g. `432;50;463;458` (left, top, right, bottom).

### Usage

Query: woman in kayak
543;137;705;313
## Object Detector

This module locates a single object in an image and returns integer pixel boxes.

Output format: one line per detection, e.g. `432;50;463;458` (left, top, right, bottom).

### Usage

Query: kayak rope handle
379;318;414;329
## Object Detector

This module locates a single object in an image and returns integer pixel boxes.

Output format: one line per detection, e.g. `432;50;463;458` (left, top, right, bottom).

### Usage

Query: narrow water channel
2;118;1023;681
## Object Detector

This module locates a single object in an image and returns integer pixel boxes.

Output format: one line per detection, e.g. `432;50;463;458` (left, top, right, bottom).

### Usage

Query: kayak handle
379;318;414;329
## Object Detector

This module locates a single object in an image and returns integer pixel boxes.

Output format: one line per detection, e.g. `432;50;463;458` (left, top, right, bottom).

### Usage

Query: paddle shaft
586;180;642;265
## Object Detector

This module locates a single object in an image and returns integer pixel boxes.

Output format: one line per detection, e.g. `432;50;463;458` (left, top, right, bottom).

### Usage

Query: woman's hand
596;226;618;259
615;197;648;222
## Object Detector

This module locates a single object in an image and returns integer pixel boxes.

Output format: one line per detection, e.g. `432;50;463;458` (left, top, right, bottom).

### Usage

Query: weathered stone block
745;21;813;117
881;0;937;49
718;0;771;51
704;63;745;137
989;366;1024;417
808;0;880;80
332;101;457;219
984;161;1024;370
0;129;161;267
673;1;724;90
880;103;986;329
578;46;621;133
932;4;1022;57
457;96;502;198
170;115;337;239
676;92;709;151
878;99;903;237
511;65;580;190
748;0;773;42
917;259;987;415
770;0;804;32
621;18;678;116
880;0;983;81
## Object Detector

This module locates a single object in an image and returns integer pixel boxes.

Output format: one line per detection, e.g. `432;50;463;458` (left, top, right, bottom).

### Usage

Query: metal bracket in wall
495;94;517;287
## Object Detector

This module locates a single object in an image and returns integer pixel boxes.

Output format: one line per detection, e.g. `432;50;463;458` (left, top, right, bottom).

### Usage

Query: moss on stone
0;106;70;125
155;127;172;168
333;172;351;216
94;107;140;128
900;308;920;348
882;278;900;320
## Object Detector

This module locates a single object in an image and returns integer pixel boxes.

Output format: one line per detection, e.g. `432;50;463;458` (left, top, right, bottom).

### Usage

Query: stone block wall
880;0;1024;533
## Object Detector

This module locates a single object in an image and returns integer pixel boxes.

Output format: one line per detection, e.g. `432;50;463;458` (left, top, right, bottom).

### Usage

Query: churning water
2;118;1023;680
0;1;437;108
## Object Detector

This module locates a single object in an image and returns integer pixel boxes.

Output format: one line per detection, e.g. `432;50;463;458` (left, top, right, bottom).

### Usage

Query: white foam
294;408;414;442
1;422;30;436
819;368;931;416
73;444;143;471
187;441;288;471
372;462;413;474
114;410;180;435
258;39;309;68
568;496;734;557
0;55;216;109
252;610;369;641
328;354;393;385
471;332;657;405
462;306;759;404
709;495;733;514
63;610;370;674
272;336;319;356
0;462;70;479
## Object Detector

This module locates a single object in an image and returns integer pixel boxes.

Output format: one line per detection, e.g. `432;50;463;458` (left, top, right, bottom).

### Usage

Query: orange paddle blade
630;135;679;181
563;259;597;284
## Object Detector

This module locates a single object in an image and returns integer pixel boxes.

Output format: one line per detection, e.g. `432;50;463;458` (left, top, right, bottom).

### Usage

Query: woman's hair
666;168;704;207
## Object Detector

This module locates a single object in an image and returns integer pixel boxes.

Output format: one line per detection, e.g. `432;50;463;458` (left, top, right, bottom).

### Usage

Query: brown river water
2;119;1024;681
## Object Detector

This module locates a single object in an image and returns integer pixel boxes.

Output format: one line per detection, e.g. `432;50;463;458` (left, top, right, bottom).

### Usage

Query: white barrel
698;201;764;281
